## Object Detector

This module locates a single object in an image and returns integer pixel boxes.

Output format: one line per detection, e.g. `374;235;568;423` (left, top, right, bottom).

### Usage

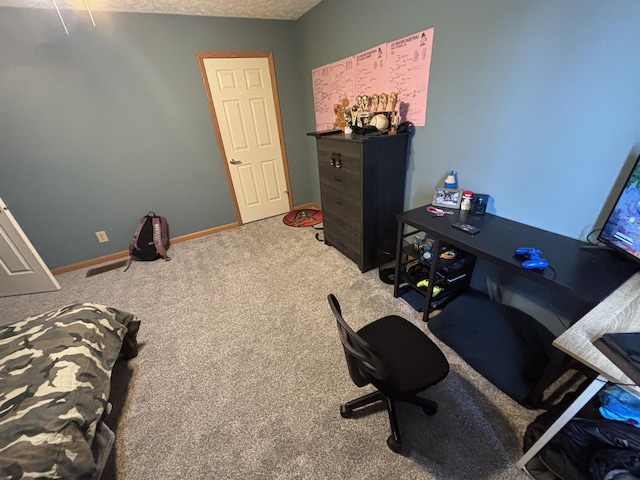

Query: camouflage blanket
0;303;140;480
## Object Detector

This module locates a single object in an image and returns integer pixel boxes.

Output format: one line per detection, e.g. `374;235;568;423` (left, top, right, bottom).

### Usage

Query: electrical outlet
95;231;109;243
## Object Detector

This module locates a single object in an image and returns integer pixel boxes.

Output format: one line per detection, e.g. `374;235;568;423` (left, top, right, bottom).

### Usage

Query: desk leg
527;349;570;409
516;375;604;471
422;237;441;322
393;220;404;298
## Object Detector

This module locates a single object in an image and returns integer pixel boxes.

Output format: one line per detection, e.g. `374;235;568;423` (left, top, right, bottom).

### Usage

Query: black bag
124;212;170;271
523;379;640;480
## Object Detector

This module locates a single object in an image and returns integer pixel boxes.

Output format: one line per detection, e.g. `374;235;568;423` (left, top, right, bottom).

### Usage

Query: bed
0;303;140;480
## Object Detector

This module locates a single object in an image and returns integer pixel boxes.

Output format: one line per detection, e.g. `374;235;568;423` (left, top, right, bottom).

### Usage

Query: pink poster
355;44;390;98
311;57;356;131
312;28;434;130
388;28;434;126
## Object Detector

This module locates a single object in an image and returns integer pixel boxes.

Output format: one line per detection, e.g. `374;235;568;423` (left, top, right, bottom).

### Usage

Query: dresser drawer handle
332;176;343;182
329;153;341;167
335;199;344;205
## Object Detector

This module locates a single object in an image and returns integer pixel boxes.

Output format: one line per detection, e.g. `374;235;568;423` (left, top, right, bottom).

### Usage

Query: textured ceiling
0;0;322;20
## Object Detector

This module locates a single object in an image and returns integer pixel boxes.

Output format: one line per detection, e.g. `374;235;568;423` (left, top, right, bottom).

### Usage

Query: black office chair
328;294;450;453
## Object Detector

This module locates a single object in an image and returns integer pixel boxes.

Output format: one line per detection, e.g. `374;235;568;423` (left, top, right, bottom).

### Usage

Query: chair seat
359;315;449;397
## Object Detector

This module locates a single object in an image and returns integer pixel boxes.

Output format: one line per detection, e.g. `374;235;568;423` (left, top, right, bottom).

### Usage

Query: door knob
230;159;242;165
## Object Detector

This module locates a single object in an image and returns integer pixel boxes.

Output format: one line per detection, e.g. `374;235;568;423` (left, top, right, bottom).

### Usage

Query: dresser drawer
319;162;361;199
320;185;362;224
324;223;361;266
317;139;362;174
323;209;361;240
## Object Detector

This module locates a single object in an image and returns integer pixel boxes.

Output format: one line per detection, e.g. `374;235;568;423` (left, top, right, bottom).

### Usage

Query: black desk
393;205;640;407
393;205;639;322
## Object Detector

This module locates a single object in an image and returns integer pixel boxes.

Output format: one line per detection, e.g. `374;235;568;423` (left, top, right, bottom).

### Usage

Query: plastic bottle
461;191;473;210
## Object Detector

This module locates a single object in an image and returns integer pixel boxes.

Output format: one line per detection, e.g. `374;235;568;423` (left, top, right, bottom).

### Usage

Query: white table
517;272;640;472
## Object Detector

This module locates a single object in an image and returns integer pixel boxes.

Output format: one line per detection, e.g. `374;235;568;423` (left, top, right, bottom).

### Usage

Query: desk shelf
395;227;476;316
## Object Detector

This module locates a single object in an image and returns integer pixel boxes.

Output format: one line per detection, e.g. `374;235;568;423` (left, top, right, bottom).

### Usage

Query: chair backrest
328;294;388;387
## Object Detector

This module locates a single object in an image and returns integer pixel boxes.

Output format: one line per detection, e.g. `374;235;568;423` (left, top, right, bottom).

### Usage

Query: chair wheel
387;435;402;453
340;405;352;418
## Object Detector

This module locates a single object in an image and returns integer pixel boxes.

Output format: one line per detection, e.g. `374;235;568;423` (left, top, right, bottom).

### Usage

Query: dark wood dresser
309;131;409;272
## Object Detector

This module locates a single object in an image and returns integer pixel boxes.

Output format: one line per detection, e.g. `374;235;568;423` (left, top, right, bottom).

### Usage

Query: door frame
196;50;293;226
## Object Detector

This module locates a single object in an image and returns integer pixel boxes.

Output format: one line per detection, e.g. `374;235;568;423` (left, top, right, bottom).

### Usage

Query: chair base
340;389;438;453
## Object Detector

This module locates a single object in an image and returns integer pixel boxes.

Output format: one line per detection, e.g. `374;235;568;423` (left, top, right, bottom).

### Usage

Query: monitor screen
598;154;640;265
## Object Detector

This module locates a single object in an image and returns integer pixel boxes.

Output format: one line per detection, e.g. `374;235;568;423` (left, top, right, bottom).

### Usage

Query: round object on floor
282;209;323;227
379;267;396;285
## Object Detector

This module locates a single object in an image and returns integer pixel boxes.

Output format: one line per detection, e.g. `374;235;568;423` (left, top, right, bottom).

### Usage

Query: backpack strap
123;256;134;272
124;215;151;272
129;215;150;251
152;217;171;261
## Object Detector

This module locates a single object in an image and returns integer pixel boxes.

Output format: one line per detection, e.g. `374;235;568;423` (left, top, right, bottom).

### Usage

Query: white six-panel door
0;198;60;297
199;52;292;224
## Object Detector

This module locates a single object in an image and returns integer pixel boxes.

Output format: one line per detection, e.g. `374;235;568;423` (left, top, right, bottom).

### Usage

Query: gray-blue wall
2;1;640;271
298;0;640;237
0;8;309;268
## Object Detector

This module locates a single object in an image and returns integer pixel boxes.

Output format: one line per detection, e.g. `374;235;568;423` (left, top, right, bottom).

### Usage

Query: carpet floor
0;215;541;479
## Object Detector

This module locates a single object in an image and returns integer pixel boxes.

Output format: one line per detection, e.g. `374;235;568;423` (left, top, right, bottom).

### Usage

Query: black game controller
515;247;549;270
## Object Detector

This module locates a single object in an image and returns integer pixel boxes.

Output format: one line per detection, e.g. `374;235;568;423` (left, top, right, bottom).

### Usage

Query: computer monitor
598;153;640;265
